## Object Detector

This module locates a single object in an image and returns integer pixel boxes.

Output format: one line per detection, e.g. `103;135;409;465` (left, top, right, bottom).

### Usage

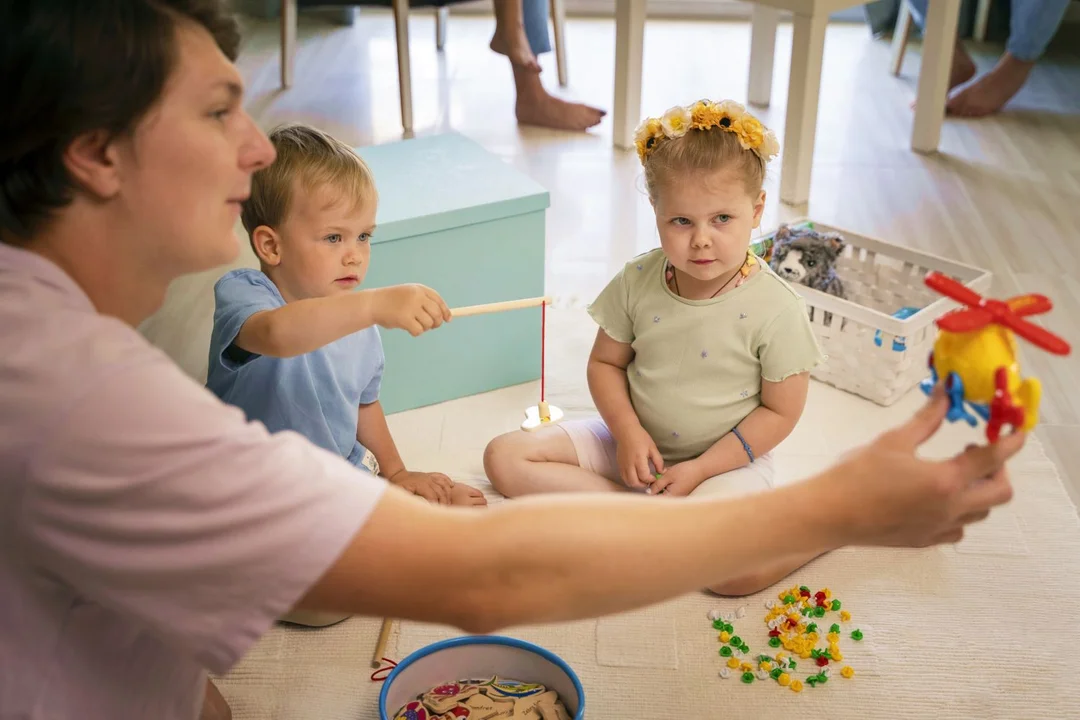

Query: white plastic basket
762;218;992;406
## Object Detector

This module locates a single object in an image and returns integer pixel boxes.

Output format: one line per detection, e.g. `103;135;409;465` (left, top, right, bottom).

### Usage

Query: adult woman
0;2;1022;719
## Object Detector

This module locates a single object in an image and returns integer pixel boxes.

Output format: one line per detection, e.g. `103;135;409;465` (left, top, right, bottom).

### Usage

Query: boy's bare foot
946;52;1034;117
450;482;488;507
490;22;540;72
200;680;232;720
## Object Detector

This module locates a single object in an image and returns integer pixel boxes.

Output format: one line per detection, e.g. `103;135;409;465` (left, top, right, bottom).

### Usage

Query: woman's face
113;21;275;276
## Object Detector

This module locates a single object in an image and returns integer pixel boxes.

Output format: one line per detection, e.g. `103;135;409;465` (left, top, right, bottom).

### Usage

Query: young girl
484;99;825;595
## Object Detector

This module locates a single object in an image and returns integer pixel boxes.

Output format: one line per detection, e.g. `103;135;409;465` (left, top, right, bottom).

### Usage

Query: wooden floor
140;11;1080;506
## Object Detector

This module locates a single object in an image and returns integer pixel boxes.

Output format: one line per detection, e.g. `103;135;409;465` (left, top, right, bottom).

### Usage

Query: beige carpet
216;309;1080;719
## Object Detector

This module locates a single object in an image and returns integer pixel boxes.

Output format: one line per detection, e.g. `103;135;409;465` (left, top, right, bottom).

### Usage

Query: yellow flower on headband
635;98;779;165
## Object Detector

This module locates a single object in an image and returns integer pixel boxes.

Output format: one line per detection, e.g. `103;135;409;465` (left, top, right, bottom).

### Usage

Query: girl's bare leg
484;426;625;497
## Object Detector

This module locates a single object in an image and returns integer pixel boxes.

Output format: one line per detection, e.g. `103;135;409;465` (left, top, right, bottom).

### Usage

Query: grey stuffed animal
770;224;847;324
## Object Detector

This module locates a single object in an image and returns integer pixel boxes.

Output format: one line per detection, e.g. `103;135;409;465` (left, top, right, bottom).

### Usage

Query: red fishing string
371;658;398;682
541;299;546;403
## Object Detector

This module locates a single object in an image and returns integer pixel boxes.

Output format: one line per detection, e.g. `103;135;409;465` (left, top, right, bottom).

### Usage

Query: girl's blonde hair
643;129;767;203
634;99;779;203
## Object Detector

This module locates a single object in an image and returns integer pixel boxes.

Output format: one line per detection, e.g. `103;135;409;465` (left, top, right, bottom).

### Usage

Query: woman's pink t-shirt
0;243;387;719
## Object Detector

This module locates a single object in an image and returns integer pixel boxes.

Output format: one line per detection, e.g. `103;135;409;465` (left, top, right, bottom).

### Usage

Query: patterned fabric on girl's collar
634;99;780;165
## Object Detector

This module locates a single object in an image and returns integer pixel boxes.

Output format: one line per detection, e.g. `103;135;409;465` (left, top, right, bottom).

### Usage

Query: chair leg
392;0;414;135
281;0;297;88
549;0;568;87
436;5;449;51
890;0;913;77
973;0;991;42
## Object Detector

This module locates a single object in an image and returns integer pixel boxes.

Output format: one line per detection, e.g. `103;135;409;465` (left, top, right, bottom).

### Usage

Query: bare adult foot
490;12;540;72
911;39;975;110
513;65;604;131
200;680;232;720
949;40;977;91
946;52;1034;117
450;482;488;507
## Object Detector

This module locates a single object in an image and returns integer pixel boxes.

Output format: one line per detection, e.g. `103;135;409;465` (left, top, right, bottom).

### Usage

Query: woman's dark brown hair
0;0;241;240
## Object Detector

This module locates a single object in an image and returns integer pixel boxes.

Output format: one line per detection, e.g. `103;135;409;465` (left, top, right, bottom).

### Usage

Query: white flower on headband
717;99;747;117
759;130;780;161
660;106;692;139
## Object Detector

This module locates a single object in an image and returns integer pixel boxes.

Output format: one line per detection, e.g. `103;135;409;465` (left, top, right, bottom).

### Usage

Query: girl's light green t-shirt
587;248;825;463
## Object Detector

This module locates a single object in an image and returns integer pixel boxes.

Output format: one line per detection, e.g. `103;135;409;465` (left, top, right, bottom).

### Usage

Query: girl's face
652;168;765;286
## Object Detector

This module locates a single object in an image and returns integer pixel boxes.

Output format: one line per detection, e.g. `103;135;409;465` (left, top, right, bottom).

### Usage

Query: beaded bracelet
732;427;755;463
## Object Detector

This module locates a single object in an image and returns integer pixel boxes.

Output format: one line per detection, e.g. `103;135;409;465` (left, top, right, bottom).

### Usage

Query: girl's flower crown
634;99;780;165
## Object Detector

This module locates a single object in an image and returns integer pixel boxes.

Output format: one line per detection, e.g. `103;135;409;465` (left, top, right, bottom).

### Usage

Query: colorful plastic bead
778;672;791;687
768;637;781;648
724;623;735;633
806;677;818;688
736;606;747;619
719;667;731;679
831;600;842;611
840;610;852;622
815;607;827;617
833;651;844;662
806;623;818;634
770;668;783;680
818;674;829;684
827;632;840;643
790;680;803;693
841;666;855;679
720;646;733;657
851;629;864;641
741;662;753;672
741;672;755;684
712;619;725;630
727;658;741;670
719;631;731;643
740;645;750;654
708;609;723;621
789;661;797;671
729;636;743;647
760;661;773;672
756;669;770;680
783;594;796;604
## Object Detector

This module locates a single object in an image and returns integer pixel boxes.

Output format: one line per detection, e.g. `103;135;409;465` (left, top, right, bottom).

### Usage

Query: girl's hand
389;470;454;505
614;426;666;489
818;390;1025;548
647;461;706;497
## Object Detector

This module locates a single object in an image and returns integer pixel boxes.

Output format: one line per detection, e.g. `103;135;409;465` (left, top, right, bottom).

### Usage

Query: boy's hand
372;285;451;337
614;425;665;489
648;461;706;497
389;470;454;505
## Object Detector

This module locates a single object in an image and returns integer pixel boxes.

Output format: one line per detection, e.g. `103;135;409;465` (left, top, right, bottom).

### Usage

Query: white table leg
280;0;297;89
779;11;827;206
613;0;646;150
748;4;779;108
890;0;913;76
912;0;960;153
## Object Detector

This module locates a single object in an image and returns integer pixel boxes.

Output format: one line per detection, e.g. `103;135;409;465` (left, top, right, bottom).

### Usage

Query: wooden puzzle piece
464;693;514;720
423;684;481;714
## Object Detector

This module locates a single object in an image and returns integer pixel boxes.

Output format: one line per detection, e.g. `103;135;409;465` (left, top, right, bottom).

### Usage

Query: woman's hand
818;390;1025;548
614;425;665;489
647;461;705;497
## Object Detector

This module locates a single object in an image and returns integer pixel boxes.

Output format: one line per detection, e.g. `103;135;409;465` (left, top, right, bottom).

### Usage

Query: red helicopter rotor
924;272;1071;356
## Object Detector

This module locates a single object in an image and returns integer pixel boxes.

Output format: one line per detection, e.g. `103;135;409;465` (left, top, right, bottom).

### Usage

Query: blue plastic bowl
379;635;585;719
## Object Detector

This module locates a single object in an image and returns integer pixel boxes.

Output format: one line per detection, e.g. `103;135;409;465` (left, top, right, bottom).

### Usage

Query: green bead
789;661;797;671
783;594;796;604
724;623;735;633
799;585;810;593
806;623;817;634
741;672;755;684
741;644;750;654
712;619;725;630
801;608;810;616
851;629;864;641
818;674;828;684
729;636;742;647
768;637;781;648
831;600;842;611
830;624;841;634
770;668;783;680
822;649;833;660
815;607;826;617
811;649;821;659
806;677;818;687
720;646;733;657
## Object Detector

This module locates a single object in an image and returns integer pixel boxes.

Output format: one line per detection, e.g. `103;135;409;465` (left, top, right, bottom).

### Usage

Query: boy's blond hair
241;123;376;239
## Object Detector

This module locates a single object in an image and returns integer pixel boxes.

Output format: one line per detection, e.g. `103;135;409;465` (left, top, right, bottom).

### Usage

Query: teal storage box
355;132;550;414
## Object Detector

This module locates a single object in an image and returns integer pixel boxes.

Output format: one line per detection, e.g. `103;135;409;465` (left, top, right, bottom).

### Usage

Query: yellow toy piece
922;272;1070;443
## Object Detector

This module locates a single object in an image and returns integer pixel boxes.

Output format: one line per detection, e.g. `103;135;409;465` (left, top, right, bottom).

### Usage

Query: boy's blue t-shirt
206;269;384;469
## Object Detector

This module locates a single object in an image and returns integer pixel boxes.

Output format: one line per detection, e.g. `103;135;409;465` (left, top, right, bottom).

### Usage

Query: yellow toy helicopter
920;271;1072;443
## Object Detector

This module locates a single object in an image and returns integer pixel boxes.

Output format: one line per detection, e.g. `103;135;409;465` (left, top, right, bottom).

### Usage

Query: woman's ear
63;130;122;200
251;226;282;266
752;190;766;228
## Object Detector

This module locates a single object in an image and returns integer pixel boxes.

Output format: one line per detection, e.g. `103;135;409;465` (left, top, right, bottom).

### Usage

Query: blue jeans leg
523;0;552;56
906;0;1068;62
